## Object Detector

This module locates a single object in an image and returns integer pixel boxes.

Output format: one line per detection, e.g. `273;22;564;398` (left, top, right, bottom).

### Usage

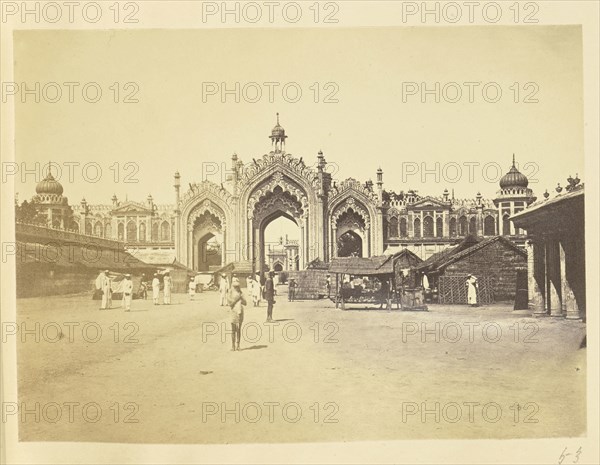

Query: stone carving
181;180;233;207
331;199;370;230
239;152;320;188
329;177;378;203
248;174;309;218
188;201;226;231
250;187;305;227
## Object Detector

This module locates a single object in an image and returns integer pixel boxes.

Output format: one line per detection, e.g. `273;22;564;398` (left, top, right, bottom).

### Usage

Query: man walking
265;271;275;322
163;271;172;305
288;278;297;302
219;274;229;306
188;277;196;300
122;274;133;311
100;270;112;309
152;273;160;305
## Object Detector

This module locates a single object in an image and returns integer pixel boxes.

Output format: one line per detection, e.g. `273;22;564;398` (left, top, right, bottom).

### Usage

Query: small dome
271;123;285;138
500;157;528;189
36;170;63;195
270;113;286;139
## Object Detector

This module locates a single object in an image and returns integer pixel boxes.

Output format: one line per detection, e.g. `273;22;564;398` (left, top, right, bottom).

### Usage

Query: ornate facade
26;116;537;272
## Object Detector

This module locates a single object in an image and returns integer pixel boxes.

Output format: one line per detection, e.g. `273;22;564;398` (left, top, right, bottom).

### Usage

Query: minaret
231;154;239;196
269;113;287;152
174;171;181;212
376;167;383;202
493;155;536;236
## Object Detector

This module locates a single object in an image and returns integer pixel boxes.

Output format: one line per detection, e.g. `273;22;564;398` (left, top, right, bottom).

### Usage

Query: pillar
560;239;581;319
187;226;193;269
442;210;448;237
332;225;338;258
546;239;562;316
528;240;545;315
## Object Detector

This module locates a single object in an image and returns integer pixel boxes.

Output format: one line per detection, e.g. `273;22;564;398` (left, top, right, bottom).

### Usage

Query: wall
444;240;527;301
17;266;97;298
287;270;330;300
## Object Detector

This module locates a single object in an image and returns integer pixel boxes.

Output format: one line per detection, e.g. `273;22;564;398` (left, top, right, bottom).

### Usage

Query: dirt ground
13;286;586;443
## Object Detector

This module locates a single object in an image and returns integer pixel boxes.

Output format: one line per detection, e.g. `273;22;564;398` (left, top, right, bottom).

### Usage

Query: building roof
306;258;330;270
130;249;176;265
417;235;525;274
511;185;584;225
329;255;394;276
215;261;254;275
392;249;423;264
416;235;480;271
16;241;155;272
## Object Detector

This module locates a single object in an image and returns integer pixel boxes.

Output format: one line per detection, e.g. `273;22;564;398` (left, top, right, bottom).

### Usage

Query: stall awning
328;256;394;276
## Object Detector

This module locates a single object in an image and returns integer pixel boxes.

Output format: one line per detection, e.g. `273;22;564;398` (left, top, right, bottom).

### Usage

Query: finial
512;153;516;167
556;183;563;193
543;190;549;199
276;112;279;125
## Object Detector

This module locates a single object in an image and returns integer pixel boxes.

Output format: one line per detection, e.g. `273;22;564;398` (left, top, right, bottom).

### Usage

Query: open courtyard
14;287;586;444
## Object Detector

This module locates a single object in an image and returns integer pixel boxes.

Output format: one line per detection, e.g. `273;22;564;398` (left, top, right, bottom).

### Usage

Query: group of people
96;270;175;312
95;270;134;312
140;272;173;305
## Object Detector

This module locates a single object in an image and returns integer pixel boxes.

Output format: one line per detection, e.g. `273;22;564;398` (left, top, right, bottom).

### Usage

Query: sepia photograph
1;1;598;464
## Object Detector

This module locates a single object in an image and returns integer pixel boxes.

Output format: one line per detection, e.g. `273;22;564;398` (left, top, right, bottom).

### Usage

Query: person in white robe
219;274;229;306
122;274;133;311
95;271;105;307
100;270;112;309
251;277;261;307
152;274;160;305
163;272;172;305
188;277;196;300
466;275;479;306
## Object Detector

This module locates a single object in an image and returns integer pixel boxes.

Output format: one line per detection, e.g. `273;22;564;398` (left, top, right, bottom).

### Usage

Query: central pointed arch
238;152;324;271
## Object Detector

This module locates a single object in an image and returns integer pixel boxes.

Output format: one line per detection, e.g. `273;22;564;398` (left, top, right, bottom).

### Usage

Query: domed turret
36;168;63;196
269;113;287;152
271;122;285;138
499;155;528;189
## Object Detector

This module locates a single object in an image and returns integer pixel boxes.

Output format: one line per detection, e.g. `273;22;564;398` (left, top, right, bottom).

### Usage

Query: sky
13;26;583;207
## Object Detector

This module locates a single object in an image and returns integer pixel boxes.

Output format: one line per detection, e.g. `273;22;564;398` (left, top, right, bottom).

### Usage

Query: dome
270;113;287;139
271;124;286;137
499;157;528;189
36;170;63;195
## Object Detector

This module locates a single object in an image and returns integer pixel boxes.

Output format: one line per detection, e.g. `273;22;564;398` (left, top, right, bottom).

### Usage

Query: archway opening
262;213;300;274
192;211;223;271
197;233;221;272
337;230;363;257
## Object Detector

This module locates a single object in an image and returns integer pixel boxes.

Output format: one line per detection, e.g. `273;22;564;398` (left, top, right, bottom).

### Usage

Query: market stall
329;254;428;311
